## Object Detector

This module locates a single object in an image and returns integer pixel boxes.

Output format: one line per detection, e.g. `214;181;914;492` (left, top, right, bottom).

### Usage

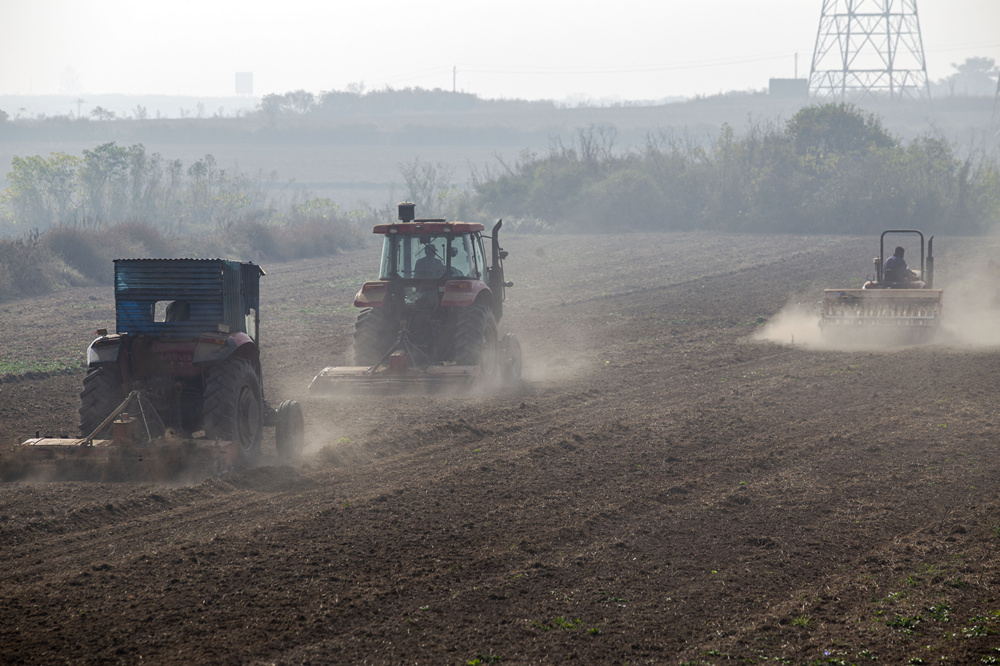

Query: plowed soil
3;232;1000;665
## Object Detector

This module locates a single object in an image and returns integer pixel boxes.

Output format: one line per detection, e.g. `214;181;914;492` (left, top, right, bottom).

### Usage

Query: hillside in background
1;89;997;213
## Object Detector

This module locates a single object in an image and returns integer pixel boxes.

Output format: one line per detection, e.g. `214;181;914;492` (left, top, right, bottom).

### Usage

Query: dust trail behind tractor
820;230;943;342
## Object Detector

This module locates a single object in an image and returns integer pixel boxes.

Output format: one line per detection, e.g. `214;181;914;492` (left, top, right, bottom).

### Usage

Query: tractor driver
164;299;190;321
414;243;445;279
883;246;922;288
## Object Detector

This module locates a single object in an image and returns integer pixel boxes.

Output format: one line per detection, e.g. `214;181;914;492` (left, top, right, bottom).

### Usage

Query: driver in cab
414;244;445;278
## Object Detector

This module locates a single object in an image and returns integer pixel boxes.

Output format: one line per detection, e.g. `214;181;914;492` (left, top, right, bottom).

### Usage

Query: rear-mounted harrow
310;332;521;393
821;289;942;327
2;391;241;482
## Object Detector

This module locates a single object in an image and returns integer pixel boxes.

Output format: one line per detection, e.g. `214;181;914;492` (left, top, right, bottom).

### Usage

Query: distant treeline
472;104;1000;235
3;101;1000;303
0;140;378;234
0;138;372;301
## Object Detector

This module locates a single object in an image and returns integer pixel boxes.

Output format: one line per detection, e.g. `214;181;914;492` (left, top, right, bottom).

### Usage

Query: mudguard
354;281;389;307
440;280;491;308
193;331;257;366
86;334;124;366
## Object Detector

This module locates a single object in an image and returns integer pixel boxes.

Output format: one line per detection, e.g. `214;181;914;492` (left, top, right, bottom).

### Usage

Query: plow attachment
309;333;521;394
821;288;943;332
1;391;239;482
309;350;481;393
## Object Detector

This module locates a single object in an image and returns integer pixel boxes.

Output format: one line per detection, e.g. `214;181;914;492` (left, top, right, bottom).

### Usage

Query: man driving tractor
883;246;923;288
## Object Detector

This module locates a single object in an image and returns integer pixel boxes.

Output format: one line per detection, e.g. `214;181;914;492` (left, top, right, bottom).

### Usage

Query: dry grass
0;216;364;302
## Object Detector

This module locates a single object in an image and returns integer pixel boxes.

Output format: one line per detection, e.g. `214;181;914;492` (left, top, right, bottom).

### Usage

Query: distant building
769;78;809;99
236;72;253;96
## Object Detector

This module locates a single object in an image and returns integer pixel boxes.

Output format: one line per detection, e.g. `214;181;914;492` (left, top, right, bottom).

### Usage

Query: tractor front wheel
275;400;305;461
454;304;498;378
79;366;125;437
203;357;263;466
500;333;522;383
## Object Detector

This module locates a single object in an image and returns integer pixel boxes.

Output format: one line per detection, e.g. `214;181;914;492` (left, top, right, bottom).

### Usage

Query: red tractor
311;203;521;390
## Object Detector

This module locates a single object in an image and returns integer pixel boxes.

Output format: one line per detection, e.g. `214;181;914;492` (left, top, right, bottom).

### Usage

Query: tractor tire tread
79;367;125;437
353;307;395;366
203;357;263;464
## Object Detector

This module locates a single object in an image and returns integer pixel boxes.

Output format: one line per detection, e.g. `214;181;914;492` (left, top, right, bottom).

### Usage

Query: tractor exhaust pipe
926;236;934;289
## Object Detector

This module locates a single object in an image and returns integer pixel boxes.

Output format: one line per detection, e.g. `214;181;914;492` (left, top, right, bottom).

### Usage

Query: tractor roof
372;220;485;235
114;258;265;276
113;258;263;337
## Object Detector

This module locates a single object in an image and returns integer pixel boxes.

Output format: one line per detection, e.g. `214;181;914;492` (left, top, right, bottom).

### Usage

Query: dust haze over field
7;234;1000;664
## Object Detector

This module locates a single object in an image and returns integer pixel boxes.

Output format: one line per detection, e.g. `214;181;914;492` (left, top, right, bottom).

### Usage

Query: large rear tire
353;307;396;366
79;366;125;437
454;304;498;378
203;357;263;466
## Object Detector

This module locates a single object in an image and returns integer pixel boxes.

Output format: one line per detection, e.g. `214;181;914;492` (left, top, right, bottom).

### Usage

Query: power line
461;53;793;76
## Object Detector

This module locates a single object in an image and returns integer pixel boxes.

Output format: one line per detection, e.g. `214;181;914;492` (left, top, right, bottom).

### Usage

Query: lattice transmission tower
993;73;1000;132
809;0;930;100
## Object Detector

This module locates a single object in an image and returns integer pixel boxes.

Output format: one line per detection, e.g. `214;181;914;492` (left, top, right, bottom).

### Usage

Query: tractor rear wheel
203;357;263;466
79;366;126;437
454;304;498;377
353;307;396;366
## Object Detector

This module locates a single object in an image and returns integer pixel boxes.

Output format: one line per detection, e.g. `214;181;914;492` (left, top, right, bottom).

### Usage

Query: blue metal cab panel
114;259;262;338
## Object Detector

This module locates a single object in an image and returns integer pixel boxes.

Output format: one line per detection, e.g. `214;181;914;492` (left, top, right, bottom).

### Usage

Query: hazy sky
2;0;998;102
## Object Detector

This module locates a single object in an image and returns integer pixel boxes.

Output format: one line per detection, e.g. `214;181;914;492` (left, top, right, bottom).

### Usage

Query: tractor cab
375;220;490;307
356;202;509;320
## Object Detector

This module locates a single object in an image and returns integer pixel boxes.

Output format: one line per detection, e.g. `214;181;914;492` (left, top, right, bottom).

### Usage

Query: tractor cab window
450;235;474;278
472;234;487;279
380;234;475;280
413;237;447;278
245;308;257;340
153;300;190;322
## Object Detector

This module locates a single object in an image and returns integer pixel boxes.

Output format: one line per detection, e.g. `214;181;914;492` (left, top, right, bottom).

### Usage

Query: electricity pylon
809;0;931;100
993;72;1000;130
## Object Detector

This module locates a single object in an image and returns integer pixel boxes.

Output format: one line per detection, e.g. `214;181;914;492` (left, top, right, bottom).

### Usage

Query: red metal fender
354;281;389;307
440;280;491;307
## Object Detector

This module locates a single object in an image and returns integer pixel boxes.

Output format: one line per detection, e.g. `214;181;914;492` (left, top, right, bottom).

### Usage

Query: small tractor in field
820;229;943;338
310;202;521;391
4;258;304;481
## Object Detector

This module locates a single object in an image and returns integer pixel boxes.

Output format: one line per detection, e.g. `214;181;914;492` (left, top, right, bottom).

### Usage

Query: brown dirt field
3;232;1000;665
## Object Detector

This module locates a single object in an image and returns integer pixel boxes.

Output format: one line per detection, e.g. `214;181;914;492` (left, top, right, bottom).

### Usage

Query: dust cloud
752;301;828;348
517;324;594;385
935;274;1000;348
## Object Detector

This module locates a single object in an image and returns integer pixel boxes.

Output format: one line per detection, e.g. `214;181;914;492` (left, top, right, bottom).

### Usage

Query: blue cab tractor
6;259;304;481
